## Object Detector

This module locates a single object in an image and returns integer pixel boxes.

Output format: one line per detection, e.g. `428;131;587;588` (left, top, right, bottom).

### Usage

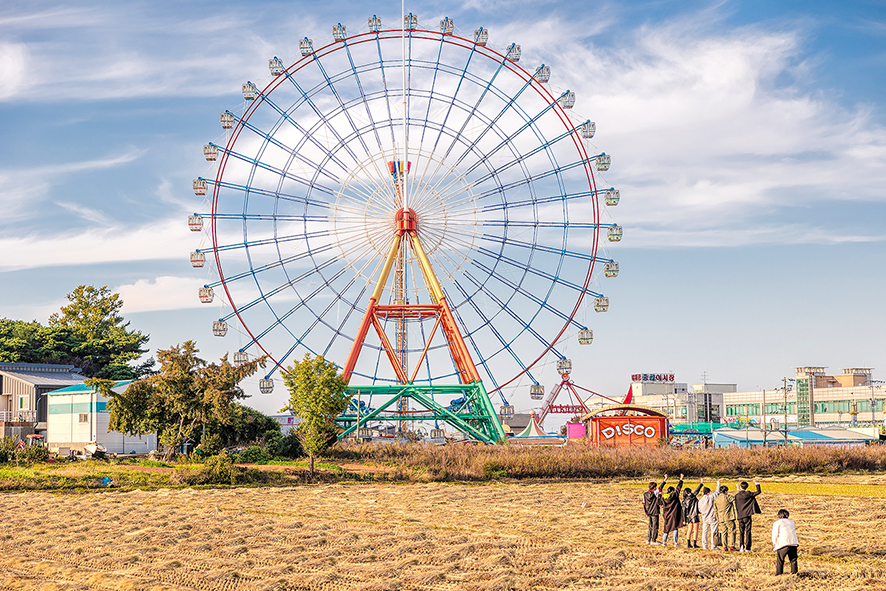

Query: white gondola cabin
188;214;203;232
233;351;248;366
578;329;594;345
203;144;217;161
220;111;235;129
607;225;623;242
259;378;274;394
558;91;576;109
190;251;205;267
605;189;619;206
557;358;572;376
242;82;258;101
430;428;445;439
212;321;227;337
580;120;595;138
499;404;515;420
268;57;284;76
595;153;611;171
192;178;207;196
404;14;418;30
603;261;619;278
530;384;545;400
507;44;521;62
534;65;551;83
299;38;314;56
368;15;382;32
594;296;609;312
333;24;347;41
440;17;454;34
198;286;214;304
474;28;489;46
357;427;373;438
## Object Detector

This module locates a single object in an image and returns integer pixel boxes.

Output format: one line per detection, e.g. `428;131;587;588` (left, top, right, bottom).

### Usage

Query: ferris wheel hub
395;208;418;235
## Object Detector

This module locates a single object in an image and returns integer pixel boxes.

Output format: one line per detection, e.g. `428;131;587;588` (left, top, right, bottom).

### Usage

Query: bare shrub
332;441;886;480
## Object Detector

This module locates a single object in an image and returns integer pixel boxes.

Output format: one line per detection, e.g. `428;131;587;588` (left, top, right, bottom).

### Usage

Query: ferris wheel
189;14;621;442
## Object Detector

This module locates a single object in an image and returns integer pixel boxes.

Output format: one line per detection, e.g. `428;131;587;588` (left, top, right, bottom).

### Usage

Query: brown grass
331;442;886;480
1;475;885;590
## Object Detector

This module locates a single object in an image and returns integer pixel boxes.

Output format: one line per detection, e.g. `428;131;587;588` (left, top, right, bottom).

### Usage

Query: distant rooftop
0;362;81;373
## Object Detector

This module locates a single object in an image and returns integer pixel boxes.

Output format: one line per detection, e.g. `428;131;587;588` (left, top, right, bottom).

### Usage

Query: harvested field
2;475;886;590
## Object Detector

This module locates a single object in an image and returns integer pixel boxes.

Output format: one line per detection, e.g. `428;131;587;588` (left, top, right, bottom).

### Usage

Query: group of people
642;474;799;575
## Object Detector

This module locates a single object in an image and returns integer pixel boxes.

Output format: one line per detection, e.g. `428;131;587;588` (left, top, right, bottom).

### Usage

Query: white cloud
117;276;205;313
0;218;195;272
0;42;29;100
503;14;886;247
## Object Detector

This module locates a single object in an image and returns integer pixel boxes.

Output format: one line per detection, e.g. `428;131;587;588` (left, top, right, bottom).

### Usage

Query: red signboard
631;373;675;383
548;404;587;414
590;416;667;448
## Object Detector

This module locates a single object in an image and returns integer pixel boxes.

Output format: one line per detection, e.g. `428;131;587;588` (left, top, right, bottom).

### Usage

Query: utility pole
783;376;788;445
762;388;767;446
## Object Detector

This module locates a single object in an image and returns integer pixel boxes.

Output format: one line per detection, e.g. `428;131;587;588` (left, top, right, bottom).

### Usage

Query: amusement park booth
582;405;668;448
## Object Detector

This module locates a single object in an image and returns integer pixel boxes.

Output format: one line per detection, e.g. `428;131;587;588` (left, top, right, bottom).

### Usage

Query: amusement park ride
188;12;624;442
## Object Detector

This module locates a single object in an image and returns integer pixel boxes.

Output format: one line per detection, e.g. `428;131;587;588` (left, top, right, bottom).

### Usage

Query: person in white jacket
696;480;720;550
772;509;799;575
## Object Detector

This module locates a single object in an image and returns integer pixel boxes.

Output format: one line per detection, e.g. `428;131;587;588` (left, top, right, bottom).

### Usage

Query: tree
203;402;281;449
0;285;153;379
106;340;266;461
48;285;153;379
282;354;350;477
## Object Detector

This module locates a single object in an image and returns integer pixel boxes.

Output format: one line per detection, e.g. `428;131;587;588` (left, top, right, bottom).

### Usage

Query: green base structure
336;381;506;444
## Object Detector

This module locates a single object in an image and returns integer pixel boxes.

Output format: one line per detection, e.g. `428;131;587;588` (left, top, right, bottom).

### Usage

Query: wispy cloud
0;218;194;272
0;150;144;225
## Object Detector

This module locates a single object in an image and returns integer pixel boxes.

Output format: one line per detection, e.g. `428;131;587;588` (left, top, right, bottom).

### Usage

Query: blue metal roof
48;380;133;395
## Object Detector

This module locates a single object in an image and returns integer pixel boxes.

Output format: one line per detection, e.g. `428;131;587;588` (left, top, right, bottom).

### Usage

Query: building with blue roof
46;381;157;455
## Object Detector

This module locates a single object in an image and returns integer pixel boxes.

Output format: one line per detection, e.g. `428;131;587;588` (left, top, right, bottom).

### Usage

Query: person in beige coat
714;484;739;551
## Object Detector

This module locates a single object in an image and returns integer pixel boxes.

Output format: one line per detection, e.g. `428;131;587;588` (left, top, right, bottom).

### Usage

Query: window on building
78;413;88;423
18;396;27;410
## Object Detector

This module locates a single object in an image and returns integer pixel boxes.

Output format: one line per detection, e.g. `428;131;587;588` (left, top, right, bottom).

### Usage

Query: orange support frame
341;225;481;385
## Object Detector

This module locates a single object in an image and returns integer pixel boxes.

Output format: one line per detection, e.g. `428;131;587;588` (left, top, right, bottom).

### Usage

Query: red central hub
396;208;417;235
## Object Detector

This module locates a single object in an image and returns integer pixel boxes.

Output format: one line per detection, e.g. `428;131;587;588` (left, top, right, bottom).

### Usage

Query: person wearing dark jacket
642;475;668;544
681;480;705;548
660;473;685;546
734;480;762;552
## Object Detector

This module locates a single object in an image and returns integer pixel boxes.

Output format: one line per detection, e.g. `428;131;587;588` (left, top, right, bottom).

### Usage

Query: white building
47;381;157;455
271;413;301;434
723;367;885;429
626;372;727;424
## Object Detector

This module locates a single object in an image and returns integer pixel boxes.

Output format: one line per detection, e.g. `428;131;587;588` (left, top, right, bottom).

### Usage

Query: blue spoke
450;65;543;169
210;146;338;198
198;212;327;222
466;124;578;188
212;243;336;292
479;234;610;263
474;220;607;229
447;279;537;379
476;247;607;294
471;259;588;330
459;268;564;359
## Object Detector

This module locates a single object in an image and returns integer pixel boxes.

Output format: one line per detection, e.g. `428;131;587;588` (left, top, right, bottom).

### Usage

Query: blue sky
2;0;885;420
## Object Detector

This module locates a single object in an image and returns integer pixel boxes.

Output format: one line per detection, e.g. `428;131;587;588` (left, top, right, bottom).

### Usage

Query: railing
0;411;37;423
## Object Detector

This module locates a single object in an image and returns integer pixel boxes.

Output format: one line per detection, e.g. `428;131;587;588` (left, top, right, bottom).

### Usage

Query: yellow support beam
408;233;444;304
371;234;403;302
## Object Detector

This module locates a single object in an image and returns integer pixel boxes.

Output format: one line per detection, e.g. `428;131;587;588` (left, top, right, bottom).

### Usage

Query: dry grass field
2;474;885;591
